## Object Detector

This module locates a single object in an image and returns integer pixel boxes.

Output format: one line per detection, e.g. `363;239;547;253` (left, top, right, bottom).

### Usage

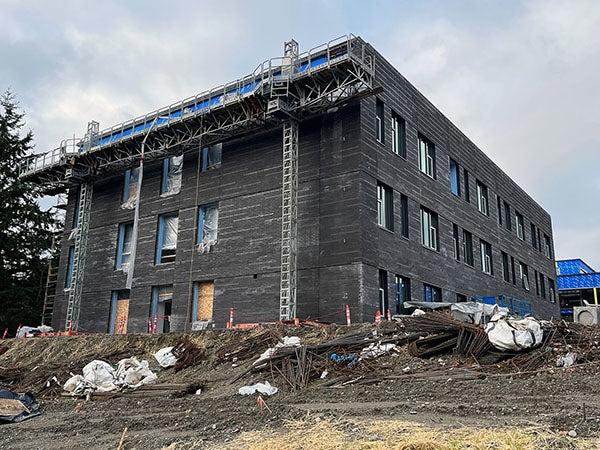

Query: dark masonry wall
357;46;559;319
52;105;367;332
50;44;559;332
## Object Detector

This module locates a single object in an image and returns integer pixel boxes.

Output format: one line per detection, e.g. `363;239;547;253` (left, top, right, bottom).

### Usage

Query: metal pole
126;118;160;289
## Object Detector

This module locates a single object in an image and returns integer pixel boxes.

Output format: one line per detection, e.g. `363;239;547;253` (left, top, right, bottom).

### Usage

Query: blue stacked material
557;273;600;290
556;259;600;290
557;259;595;276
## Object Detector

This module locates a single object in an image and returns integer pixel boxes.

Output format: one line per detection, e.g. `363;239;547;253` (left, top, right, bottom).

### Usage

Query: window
480;240;493;275
378;269;388;314
543;234;553;259
531;223;537;248
192;281;215;323
375;99;384;144
548;278;556;303
197;204;219;253
65;246;75;289
464;169;470;202
116;222;133;270
476;180;489;215
72;186;81;229
395;275;410;314
400;194;409;238
201;143;222;172
122;167;140;207
418;134;436;178
423;283;442;302
420;206;439;251
534;270;540;295
519;262;530;291
160;155;183;195
516;212;525;240
511;256;516;285
109;290;130;335
504;202;512;231
149;285;173;333
537;228;542;251
496;195;502;226
539;273;546;299
502;251;510;282
457;293;468;303
463;229;474;266
453;224;460;261
377;183;394;231
155;213;179;264
449;158;460;196
391;112;406;157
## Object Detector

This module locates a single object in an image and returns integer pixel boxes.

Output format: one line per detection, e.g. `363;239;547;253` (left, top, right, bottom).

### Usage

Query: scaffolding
19;35;375;330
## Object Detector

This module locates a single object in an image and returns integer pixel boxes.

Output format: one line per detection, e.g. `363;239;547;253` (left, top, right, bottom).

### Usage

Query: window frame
420;206;439;251
519;261;530;291
516;212;525;240
463;229;474;266
377;183;394;231
378;269;388;314
395;275;410;314
375;99;385;144
418;134;436;179
453;224;460;261
155;212;179;265
502;251;510;282
449;158;461;197
476;180;489;216
400;194;409;238
391;112;406;157
116;222;134;270
423;283;442;302
480;239;493;275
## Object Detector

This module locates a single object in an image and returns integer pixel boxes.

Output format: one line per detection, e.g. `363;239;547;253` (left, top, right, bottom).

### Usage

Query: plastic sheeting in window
198;206;218;254
121;167;140;209
162;156;183;196
162;216;179;250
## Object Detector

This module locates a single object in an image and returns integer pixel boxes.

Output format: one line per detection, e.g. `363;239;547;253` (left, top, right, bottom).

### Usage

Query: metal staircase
18;35;375;328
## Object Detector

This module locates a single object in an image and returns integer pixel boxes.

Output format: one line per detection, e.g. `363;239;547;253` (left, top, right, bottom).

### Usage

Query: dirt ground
1;324;599;449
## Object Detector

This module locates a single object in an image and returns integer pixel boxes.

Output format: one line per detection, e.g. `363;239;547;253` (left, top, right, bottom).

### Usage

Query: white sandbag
63;375;85;394
82;360;118;392
238;381;278;396
154;347;177;368
485;312;543;351
115;358;157;388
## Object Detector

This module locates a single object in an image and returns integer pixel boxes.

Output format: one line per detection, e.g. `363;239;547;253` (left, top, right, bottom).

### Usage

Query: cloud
1;0;599;267
379;0;600;267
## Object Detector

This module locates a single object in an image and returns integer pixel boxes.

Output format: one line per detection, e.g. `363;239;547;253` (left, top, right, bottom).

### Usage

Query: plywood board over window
194;281;215;321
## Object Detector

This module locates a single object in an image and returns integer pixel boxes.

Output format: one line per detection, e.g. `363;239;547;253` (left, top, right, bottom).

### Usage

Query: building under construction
20;35;559;333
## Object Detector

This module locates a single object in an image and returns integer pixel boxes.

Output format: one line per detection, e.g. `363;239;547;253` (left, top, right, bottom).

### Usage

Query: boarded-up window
109;290;130;334
193;281;215;322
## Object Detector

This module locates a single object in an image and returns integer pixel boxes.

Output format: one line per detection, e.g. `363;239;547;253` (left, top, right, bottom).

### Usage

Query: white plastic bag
238;381;278;396
154;347;177;368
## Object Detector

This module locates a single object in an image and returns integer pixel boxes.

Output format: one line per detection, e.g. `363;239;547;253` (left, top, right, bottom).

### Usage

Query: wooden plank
197;281;214;321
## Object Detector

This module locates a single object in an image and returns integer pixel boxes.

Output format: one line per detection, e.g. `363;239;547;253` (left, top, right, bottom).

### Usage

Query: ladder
41;236;60;326
279;120;299;320
64;181;93;331
278;40;300;321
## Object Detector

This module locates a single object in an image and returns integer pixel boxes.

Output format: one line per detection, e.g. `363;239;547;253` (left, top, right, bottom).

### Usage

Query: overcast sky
1;0;599;268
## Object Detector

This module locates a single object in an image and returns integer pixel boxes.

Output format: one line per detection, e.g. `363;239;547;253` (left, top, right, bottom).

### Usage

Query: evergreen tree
0;90;56;334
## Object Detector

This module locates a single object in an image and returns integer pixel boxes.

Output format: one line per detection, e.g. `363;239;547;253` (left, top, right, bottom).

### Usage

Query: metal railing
19;34;372;179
